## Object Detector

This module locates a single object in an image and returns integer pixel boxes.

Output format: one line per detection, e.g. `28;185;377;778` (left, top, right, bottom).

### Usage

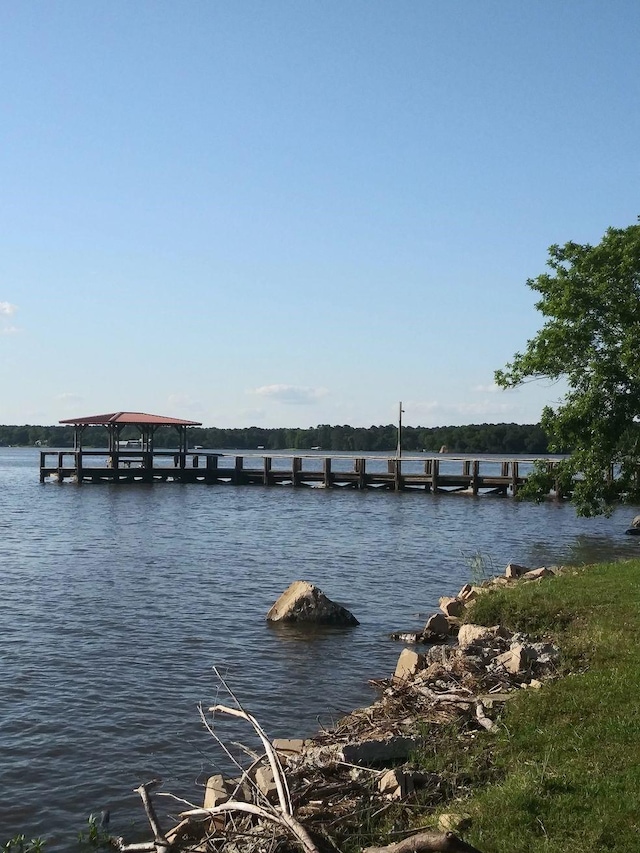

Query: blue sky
1;1;638;428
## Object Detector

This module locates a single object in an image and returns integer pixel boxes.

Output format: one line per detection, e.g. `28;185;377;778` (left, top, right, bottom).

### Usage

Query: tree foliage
0;422;547;455
495;221;640;516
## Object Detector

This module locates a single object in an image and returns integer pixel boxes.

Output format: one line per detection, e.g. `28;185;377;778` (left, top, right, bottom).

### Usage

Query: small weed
2;837;45;853
460;550;495;585
77;815;111;850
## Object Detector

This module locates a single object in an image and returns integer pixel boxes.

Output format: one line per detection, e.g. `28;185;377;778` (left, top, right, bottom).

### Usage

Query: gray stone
457;624;494;649
424;612;450;635
378;768;415;799
393;648;425;681
439;596;465;618
203;774;233;810
255;765;278;801
266;581;359;625
341;736;416;766
521;567;553;581
505;562;529;579
495;643;535;674
272;738;305;758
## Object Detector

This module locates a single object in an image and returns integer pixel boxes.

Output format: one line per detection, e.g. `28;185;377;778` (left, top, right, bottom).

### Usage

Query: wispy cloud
0;325;20;335
0;302;17;316
252;384;329;405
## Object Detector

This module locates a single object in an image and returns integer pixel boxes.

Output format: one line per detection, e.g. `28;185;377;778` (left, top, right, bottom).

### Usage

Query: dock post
57;451;65;483
323;457;332;488
263;456;272;486
432;459;440;493
206;453;218;484
423;458;432;492
75;449;83;484
233;456;244;485
292;457;302;487
511;461;519;496
355;458;366;489
388;459;402;491
472;460;479;495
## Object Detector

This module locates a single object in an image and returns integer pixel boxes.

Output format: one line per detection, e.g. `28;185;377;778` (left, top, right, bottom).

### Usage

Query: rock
393;648;425;681
505;562;529;579
624;527;640;535
424;612;450;635
378;768;415;799
457;584;482;602
439;596;465;618
272;738;305;758
341;736;416;766
521;567;553;581
255;765;278;801
266;581;359;625
438;813;472;833
457;624;495;649
202;774;234;833
203;774;233;810
495;643;535;674
425;644;459;665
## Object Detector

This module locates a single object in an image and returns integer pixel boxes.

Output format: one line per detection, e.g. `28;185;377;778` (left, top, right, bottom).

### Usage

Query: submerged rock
266;580;359;625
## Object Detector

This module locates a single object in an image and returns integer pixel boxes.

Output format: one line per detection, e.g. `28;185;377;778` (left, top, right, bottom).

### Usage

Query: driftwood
364;830;485;853
111;780;170;852
179;701;321;853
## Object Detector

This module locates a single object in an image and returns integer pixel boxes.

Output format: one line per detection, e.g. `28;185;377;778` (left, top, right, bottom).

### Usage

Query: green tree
495;221;640;516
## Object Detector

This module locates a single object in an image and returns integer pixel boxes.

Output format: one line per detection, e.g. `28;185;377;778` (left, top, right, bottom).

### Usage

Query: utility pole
397;401;404;458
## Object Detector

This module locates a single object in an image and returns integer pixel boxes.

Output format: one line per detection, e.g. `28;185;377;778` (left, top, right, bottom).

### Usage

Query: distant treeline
1;422;549;454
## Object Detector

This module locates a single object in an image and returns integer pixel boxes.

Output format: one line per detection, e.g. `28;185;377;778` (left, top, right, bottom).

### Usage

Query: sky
1;1;639;429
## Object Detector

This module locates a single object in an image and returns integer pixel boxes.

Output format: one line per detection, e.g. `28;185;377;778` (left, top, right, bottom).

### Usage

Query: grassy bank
405;559;640;853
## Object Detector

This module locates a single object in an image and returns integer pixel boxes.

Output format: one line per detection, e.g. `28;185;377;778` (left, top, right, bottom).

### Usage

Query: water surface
1;448;637;846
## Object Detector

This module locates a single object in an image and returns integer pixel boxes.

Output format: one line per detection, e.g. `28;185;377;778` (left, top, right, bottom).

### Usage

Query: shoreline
113;562;566;852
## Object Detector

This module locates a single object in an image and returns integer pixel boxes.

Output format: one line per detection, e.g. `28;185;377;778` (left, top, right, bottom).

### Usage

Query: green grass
441;560;640;852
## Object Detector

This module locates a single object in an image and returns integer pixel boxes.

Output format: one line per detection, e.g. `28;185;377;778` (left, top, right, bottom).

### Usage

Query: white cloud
0;302;17;316
252;384;329;404
0;325;20;335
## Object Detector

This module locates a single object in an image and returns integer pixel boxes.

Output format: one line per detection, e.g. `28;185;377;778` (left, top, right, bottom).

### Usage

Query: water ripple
1;449;638;847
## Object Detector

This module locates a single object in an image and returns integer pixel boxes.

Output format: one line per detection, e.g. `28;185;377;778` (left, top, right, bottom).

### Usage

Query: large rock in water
266;581;359;625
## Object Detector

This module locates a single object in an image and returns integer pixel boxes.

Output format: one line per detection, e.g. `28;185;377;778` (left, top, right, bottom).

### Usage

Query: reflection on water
0;448;639;848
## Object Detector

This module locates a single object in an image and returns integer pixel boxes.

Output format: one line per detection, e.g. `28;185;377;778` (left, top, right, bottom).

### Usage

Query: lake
1;447;638;847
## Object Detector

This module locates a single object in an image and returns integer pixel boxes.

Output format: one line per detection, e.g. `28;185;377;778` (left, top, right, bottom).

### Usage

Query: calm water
1;448;638;847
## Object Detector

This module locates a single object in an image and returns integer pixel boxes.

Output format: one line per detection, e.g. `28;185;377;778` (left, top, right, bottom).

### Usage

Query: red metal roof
59;411;202;426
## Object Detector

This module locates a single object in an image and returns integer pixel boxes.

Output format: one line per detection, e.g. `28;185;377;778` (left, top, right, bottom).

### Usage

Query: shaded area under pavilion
59;411;202;468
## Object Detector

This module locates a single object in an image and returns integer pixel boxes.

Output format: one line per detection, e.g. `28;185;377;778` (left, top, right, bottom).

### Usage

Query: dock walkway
39;450;564;497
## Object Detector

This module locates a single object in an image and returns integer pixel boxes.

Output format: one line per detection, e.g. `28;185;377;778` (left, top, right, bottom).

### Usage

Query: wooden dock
39;450;563;496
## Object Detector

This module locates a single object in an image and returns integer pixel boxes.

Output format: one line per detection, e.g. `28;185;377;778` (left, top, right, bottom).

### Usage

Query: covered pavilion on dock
39;411;204;482
59;411;202;455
